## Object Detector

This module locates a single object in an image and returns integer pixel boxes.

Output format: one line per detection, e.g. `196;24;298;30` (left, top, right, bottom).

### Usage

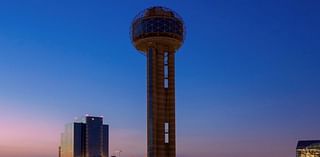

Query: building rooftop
297;140;320;149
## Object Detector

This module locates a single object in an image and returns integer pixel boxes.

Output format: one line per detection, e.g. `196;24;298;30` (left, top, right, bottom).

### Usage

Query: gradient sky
0;0;320;157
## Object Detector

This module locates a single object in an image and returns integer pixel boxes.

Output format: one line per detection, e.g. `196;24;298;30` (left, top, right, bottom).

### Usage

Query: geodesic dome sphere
130;6;185;52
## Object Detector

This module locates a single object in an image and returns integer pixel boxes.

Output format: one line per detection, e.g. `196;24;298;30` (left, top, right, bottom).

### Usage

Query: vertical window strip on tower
164;122;169;143
164;52;169;88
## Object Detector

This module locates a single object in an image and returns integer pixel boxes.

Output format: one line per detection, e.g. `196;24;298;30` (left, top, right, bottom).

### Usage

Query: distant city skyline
0;1;320;157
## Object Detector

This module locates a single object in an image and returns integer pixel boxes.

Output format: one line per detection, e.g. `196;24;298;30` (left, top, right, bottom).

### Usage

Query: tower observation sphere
130;6;185;157
131;6;185;53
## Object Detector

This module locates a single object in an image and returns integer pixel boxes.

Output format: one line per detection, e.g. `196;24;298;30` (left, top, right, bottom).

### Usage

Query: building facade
297;140;320;157
60;116;109;157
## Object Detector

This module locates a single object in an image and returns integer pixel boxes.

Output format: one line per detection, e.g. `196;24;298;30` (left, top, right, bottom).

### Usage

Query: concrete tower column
146;47;176;157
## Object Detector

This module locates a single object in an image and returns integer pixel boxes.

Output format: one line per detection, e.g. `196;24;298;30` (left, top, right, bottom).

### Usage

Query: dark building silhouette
130;6;185;157
297;140;320;157
59;146;61;157
60;116;109;157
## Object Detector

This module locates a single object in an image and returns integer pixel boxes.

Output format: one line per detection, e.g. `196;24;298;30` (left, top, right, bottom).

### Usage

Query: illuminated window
165;133;169;144
164;122;169;144
165;123;169;133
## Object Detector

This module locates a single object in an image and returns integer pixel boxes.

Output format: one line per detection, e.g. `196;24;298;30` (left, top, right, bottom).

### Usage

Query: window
164;52;169;88
164;122;169;144
165;134;169;143
165;123;169;133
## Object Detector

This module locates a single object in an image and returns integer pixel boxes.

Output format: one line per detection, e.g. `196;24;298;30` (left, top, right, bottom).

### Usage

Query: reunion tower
130;6;185;157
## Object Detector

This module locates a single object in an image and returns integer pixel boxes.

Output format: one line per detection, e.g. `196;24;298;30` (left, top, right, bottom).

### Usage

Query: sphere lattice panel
130;6;185;52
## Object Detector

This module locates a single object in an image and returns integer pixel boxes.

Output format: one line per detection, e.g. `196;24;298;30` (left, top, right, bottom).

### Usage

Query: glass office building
60;116;109;157
297;140;320;157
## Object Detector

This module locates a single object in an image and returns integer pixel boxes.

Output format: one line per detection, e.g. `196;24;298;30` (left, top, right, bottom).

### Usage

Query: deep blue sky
0;0;320;157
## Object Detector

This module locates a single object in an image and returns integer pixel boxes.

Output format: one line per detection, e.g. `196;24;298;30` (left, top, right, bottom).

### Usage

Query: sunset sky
0;0;320;157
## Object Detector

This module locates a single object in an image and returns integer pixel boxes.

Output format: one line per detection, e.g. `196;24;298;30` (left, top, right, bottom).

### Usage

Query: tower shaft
147;47;176;157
